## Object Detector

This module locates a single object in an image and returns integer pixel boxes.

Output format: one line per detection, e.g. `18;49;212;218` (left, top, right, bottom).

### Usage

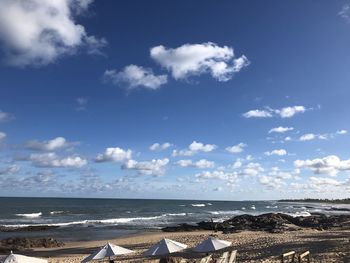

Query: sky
0;0;350;200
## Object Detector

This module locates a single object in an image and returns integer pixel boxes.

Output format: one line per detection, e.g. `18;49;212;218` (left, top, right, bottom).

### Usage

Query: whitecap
50;211;64;215
191;204;206;207
15;212;42;218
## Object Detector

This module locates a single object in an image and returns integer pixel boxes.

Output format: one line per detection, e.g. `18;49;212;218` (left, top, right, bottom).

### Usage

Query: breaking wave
15;212;42;218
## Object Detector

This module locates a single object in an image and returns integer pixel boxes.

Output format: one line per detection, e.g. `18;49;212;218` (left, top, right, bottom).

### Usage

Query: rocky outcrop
0;225;59;232
0;237;64;252
162;213;350;233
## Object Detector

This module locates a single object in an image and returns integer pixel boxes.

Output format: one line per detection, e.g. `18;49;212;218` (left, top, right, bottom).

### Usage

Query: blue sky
0;0;350;200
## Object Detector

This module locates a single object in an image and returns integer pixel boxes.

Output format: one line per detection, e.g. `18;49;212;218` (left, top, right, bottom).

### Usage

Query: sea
0;197;349;242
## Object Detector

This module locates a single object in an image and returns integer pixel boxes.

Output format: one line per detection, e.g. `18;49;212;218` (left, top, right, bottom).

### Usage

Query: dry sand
21;229;350;262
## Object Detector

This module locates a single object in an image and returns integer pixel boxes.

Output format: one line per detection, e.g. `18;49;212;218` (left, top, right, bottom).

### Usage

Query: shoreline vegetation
1;212;350;262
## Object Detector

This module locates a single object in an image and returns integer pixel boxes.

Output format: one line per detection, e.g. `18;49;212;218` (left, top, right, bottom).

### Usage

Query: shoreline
13;228;350;263
2;211;350;262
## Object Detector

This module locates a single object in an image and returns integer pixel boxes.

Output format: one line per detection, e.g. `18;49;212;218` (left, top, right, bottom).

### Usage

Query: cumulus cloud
95;147;132;162
122;158;169;176
28;152;87;168
172;141;217;156
276;106;306;118
243;106;306;119
0;110;14;122
0;132;6;141
150;42;249;81
242;109;273;118
259;175;285;189
226;143;246;154
294;155;350;177
149;142;173;151
240;162;264;176
269;126;294;133
25;137;74;151
299;133;317;141
104;65;167;90
0;0;106;67
177;159;215;169
265;149;287;156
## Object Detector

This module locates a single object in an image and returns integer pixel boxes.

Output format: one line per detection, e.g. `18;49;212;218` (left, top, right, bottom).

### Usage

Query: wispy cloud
243;106;306;118
104;65;167;90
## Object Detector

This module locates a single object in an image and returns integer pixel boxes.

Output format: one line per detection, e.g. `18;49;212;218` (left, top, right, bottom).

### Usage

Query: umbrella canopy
81;243;134;262
193;237;232;253
0;252;47;263
144;238;187;256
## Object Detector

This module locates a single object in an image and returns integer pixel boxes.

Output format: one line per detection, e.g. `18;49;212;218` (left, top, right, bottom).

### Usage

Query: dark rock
0;237;64;251
161;213;350;233
0;225;59;232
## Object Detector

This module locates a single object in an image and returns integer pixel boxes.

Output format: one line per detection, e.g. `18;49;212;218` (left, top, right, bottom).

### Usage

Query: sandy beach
17;229;349;263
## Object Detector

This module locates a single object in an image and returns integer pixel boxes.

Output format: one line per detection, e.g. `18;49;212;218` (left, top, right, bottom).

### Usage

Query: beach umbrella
144;238;187;256
81;243;134;262
193;237;232;253
0;252;47;263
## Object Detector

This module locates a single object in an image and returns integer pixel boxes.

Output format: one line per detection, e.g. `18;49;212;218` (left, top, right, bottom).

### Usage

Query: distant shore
278;198;350;204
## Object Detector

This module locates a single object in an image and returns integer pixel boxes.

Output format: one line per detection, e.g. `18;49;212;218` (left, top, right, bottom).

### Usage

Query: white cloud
172;141;216;156
265;149;287;156
240;162;264;176
259;175;285;189
177;159;215;169
294;155;350;177
276;106;306;118
196;170;237;181
0;110;14;122
104;65;167;90
337;130;348;135
309;177;342;186
299;130;346;141
95;147;132;163
243;106;306;119
29;153;87;168
0;132;6;141
25;137;72;151
269;126;294;133
0;0;106;67
150;42;249;81
149;142;172;151
226;143;246;154
242;109;272;118
122;158;169;176
299;133;316;141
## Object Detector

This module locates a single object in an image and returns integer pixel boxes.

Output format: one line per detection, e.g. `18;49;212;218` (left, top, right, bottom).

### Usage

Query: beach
18;229;350;262
2;198;350;262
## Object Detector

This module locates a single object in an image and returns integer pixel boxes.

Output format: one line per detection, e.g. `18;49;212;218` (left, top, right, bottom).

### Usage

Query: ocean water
0;197;349;241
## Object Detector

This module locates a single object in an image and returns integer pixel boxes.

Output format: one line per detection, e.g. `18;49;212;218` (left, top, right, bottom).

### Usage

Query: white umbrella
144;238;187;256
0;252;47;263
193;237;232;253
81;243;134;262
